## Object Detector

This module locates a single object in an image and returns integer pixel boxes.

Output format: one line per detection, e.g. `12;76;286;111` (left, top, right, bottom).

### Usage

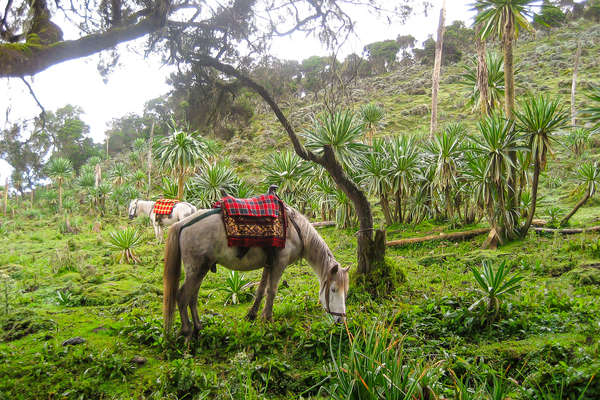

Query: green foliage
461;50;505;112
46;157;74;184
564;128;591;156
468;260;523;319
475;0;535;41
220;270;251;305
327;318;440;399
515;94;569;169
581;84;600;132
302;111;368;168
189;160;238;207
107;227;143;264
160;176;178;199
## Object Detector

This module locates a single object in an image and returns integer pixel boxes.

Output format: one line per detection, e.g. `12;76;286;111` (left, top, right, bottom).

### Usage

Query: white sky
0;0;475;183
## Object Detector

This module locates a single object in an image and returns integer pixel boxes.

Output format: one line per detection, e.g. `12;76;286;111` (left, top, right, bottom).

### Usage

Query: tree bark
503;13;519;218
193;55;385;274
58;180;63;212
0;1;169;77
571;40;582;127
380;192;393;226
147;121;155;197
177;173;185;200
521;154;540;236
560;190;590;226
476;25;490;115
387;228;490;247
3;177;7;216
535;225;600;234
429;0;446;137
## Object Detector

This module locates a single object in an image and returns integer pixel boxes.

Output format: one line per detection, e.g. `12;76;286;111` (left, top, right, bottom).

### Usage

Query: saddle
213;191;286;266
153;199;178;223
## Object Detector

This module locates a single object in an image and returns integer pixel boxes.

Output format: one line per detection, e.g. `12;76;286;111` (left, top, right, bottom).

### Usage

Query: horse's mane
286;206;334;279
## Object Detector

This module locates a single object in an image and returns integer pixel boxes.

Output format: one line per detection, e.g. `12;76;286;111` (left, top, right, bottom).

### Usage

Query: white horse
163;206;349;339
128;199;197;242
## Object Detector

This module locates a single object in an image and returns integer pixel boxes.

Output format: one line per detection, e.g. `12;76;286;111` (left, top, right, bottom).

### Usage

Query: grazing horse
163;206;349;339
128;199;197;242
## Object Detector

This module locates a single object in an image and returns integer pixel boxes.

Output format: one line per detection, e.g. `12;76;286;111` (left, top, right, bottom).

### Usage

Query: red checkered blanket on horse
153;199;179;215
213;194;286;248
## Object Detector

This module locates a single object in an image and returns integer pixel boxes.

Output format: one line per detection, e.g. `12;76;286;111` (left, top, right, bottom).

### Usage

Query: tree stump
481;228;500;250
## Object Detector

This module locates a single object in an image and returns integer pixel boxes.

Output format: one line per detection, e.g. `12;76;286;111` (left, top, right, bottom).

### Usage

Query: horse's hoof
245;312;257;321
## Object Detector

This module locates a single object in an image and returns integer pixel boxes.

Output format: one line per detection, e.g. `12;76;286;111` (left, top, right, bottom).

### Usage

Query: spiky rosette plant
108;227;144;264
468;260;523;320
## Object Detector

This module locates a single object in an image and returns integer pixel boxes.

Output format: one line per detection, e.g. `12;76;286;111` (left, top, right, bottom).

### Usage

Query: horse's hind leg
177;263;208;339
189;263;211;336
246;266;270;321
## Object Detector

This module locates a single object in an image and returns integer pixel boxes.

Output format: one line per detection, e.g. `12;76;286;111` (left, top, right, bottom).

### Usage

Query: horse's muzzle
128;215;134;220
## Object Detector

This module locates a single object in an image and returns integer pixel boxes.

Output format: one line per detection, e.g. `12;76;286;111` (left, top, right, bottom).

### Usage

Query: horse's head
320;260;350;324
128;199;139;220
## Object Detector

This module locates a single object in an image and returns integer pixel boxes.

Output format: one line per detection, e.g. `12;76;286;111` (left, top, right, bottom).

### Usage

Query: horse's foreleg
246;266;270;321
261;264;285;322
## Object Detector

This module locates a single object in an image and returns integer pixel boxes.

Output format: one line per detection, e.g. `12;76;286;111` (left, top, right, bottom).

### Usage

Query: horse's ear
342;266;350;272
330;264;339;275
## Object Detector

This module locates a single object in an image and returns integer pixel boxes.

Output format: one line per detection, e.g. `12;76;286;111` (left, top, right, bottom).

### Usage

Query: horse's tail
163;222;182;333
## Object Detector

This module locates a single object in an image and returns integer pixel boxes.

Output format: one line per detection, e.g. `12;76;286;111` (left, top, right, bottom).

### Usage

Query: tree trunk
560;190;591;226
177;174;185;200
58;181;63;212
503;14;519;218
429;0;446;137
476;25;490;115
571;40;582;127
192;56;385;274
147;121;154;197
30;189;34;208
387;228;490;247
380;193;393;226
3;178;8;216
521;158;540;236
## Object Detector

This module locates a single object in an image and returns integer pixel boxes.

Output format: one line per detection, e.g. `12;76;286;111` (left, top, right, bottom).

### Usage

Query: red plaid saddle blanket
213;195;286;248
153;199;179;215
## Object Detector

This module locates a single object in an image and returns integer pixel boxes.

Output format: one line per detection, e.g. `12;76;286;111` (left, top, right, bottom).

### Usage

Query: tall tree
571;41;582;127
476;25;491;115
430;0;447;137
155;127;206;200
46;157;73;212
475;0;535;236
515;95;569;235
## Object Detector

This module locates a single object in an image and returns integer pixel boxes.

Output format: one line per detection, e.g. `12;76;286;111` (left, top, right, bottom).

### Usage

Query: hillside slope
225;20;600;183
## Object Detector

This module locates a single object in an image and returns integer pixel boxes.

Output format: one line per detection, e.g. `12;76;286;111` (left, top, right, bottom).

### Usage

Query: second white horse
128;199;197;242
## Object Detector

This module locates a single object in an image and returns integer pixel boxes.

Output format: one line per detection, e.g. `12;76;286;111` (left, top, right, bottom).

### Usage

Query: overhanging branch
0;1;170;78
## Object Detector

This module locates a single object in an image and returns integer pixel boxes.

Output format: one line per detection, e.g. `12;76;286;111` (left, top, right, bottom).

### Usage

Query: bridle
321;274;347;318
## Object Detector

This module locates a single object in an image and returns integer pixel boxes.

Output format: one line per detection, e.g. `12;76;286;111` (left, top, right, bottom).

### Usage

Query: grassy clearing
1;197;600;398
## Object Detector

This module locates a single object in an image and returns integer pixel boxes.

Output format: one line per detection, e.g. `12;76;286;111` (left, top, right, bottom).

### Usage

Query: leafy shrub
107;227;144;264
220;270;251;305
468;260;523;321
326;318;441;399
50;246;79;274
56;289;77;307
